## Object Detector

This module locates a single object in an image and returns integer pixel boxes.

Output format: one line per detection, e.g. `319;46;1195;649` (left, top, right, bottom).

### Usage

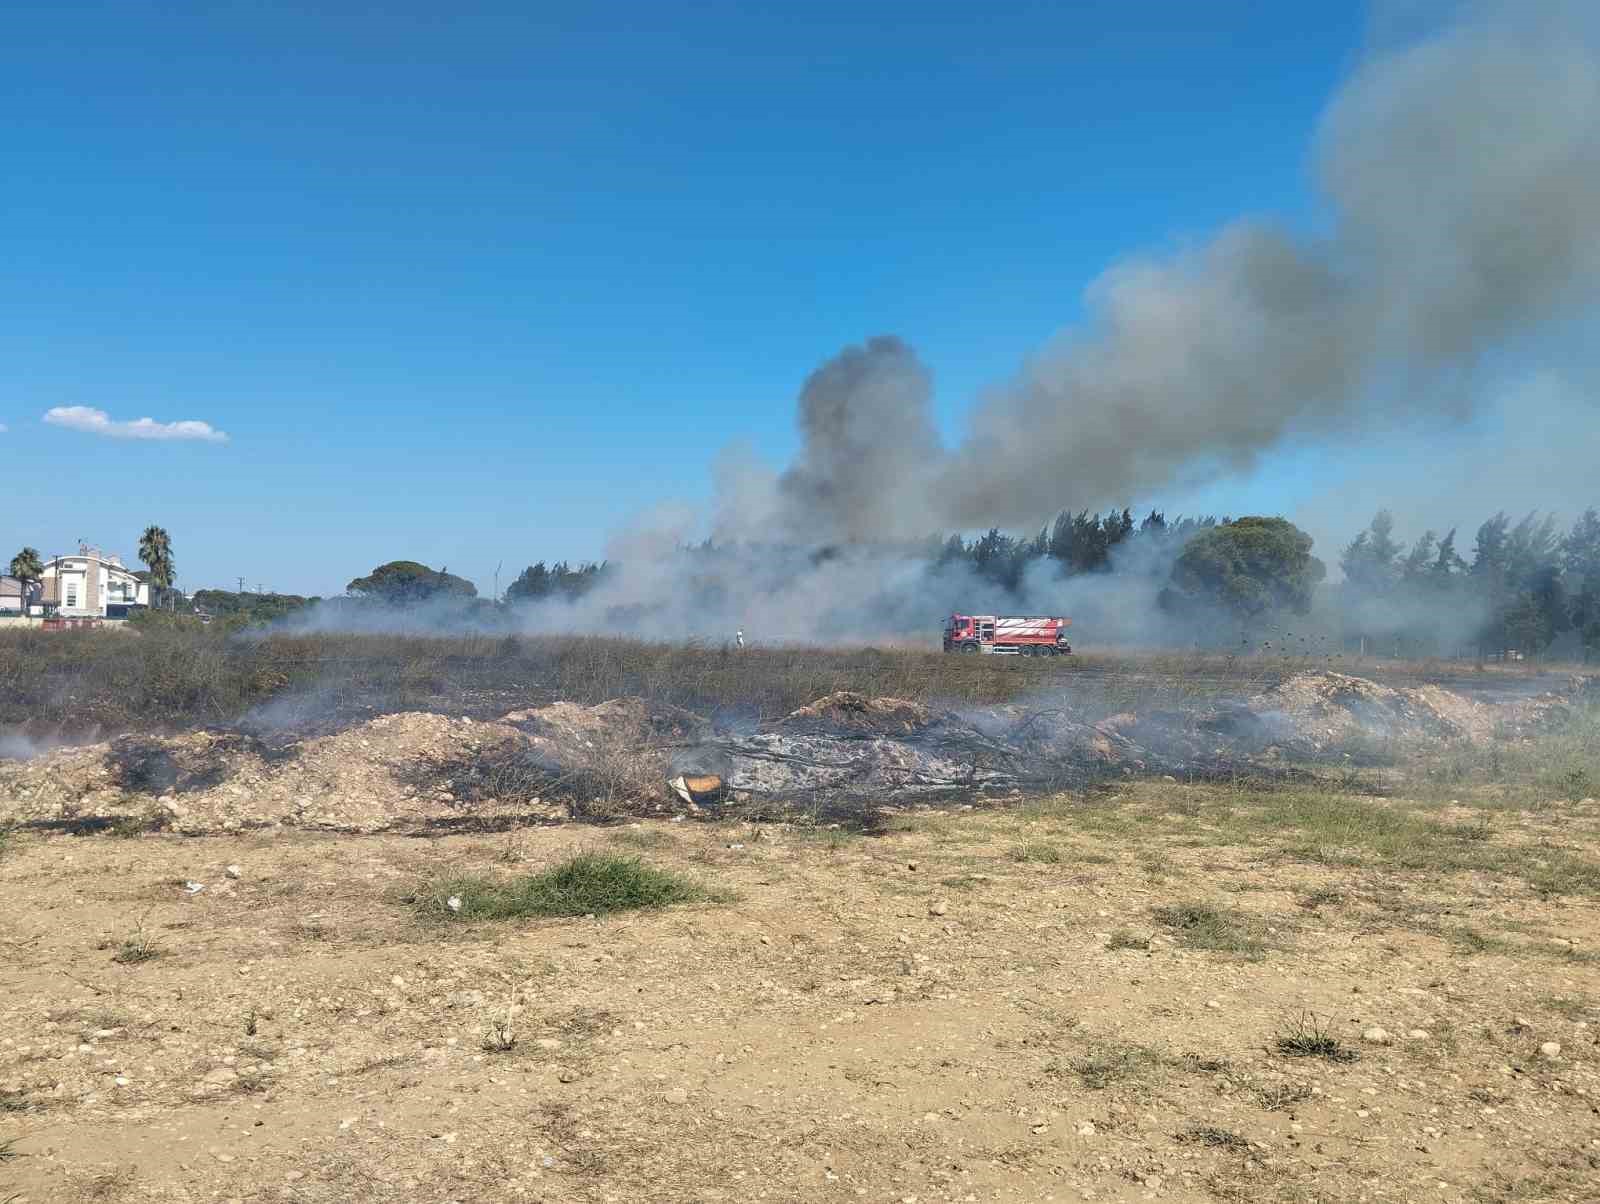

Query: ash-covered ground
2;670;1588;837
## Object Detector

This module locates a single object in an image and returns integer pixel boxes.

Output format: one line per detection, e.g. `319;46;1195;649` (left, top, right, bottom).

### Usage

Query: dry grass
3;627;1581;736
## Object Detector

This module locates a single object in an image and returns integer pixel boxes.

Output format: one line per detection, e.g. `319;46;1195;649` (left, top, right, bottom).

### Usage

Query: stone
1539;1041;1562;1060
928;899;949;917
1407;1029;1430;1040
202;1067;238;1085
665;1087;689;1104
225;865;242;879
1362;1027;1392;1045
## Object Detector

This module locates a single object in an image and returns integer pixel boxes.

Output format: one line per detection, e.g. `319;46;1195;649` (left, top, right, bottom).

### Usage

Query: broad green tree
1168;516;1326;619
346;561;478;605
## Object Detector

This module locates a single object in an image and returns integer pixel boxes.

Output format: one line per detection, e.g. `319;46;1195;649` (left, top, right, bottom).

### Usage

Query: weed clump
1151;902;1270;957
1176;1124;1250;1150
1274;1012;1359;1063
1105;929;1149;951
111;934;162;965
418;852;716;920
1009;842;1063;864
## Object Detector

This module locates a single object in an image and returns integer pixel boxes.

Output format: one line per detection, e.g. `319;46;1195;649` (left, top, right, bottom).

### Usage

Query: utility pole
238;577;245;595
494;561;502;604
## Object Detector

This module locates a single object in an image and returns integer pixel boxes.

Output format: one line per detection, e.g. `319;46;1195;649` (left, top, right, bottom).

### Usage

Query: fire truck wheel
961;642;979;654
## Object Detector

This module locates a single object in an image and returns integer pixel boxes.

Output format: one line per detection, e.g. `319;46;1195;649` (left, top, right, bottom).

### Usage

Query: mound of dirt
1;713;546;835
2;672;1584;835
1241;671;1493;753
778;692;938;736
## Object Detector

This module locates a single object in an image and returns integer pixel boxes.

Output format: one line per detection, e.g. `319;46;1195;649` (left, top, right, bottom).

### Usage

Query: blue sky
1;2;1416;594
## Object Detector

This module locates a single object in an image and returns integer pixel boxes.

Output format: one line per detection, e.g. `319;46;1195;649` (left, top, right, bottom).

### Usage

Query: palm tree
138;525;175;610
8;547;43;615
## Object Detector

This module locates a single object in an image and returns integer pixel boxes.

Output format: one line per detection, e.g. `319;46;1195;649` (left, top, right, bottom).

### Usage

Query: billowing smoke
296;1;1600;647
790;6;1600;533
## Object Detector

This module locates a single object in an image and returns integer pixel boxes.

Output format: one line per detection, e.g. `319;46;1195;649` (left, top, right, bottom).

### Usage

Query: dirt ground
4;778;1598;1204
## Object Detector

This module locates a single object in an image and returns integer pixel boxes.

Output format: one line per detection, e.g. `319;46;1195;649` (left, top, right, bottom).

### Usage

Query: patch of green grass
1151;902;1271;957
416;852;720;921
1539;995;1592;1020
1068;1042;1162;1090
1105;929;1149;951
1274;1012;1358;1063
1199;787;1600;899
1008;842;1062;865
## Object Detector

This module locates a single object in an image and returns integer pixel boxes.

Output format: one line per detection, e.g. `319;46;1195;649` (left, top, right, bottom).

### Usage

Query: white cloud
0;423;8;433
43;406;229;443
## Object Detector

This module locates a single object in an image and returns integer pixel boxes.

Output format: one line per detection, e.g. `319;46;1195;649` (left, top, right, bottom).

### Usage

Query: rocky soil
1;783;1597;1203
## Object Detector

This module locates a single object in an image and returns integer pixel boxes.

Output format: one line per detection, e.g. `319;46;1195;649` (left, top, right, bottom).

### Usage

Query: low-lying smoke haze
296;0;1600;647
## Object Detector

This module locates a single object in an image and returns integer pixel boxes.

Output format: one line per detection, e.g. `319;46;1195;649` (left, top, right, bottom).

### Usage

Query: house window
66;585;78;608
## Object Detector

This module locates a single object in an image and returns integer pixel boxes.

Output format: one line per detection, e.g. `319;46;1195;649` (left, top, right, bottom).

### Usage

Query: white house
1;575;39;615
39;545;151;619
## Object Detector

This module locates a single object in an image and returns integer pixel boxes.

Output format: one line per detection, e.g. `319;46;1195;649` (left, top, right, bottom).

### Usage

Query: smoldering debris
0;671;1585;836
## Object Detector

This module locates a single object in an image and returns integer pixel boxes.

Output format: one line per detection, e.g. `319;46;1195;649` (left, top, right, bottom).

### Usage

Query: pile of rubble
0;671;1585;835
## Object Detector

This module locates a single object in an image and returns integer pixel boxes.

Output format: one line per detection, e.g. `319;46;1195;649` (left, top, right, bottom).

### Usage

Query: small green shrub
417;852;717;921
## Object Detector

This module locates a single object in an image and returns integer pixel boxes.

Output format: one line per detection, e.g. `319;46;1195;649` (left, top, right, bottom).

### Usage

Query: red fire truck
942;614;1071;656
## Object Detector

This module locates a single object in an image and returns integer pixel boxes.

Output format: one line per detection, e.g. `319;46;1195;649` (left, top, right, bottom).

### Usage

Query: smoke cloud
297;1;1600;648
704;3;1600;544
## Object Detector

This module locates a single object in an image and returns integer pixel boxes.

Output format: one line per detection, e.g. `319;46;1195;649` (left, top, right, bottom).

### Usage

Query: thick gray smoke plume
296;1;1600;647
703;2;1600;550
776;336;942;543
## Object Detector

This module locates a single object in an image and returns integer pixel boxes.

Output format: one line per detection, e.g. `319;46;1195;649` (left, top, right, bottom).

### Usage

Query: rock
224;864;242;879
202;1067;238;1085
665;1087;689;1104
928;899;948;917
557;1068;579;1083
1076;1121;1096;1137
1362;1027;1392;1045
1539;1041;1562;1060
1144;1176;1163;1191
1408;1029;1430;1040
535;1038;562;1050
